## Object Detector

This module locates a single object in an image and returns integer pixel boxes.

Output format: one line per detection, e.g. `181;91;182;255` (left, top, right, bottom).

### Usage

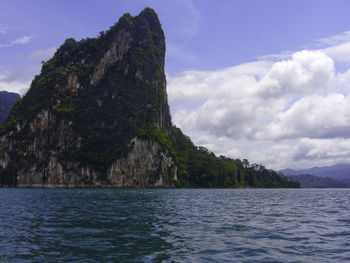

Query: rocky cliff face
0;8;176;187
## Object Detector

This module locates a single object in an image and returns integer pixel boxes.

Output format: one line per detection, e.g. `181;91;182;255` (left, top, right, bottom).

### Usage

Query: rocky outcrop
108;137;177;187
0;8;177;188
90;29;132;86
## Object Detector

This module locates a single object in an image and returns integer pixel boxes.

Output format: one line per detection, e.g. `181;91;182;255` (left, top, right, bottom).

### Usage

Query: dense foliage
139;124;300;188
169;127;300;188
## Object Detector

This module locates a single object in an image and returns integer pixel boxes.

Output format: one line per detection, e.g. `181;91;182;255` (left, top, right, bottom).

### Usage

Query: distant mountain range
287;174;350;188
280;164;350;188
280;163;350;180
0;91;20;126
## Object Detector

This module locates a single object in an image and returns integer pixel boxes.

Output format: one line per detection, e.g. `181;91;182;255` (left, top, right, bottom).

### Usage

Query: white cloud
167;38;350;169
254;93;350;140
322;42;350;63
169;50;335;139
0;35;34;48
257;50;334;98
294;138;350;162
0;73;29;95
11;35;34;45
337;68;350;90
310;30;350;64
317;30;350;47
168;61;272;103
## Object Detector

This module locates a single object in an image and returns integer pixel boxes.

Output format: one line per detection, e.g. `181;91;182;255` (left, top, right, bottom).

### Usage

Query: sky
1;0;350;170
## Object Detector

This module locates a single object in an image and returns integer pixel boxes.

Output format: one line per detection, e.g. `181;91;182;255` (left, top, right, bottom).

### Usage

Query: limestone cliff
0;8;176;187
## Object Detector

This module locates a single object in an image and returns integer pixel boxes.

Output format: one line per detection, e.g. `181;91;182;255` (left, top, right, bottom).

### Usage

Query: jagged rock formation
0;8;300;189
0;91;20;126
0;8;176;187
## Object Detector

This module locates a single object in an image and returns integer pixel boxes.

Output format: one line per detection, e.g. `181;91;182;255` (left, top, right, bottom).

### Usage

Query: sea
0;188;350;263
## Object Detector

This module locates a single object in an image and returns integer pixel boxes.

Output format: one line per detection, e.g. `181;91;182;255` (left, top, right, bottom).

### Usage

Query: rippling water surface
1;188;350;262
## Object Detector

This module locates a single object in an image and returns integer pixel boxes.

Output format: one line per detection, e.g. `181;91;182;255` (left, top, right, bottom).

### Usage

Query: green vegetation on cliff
171;127;299;188
139;125;299;188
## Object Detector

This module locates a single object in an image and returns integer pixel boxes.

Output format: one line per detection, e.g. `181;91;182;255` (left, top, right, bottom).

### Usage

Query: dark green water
1;188;350;262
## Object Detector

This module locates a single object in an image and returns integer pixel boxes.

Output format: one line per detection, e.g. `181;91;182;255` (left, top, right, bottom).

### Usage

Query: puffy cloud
257;50;334;98
169;61;274;137
255;93;350;140
167;45;350;169
169;50;335;139
294;138;350;162
168;61;271;103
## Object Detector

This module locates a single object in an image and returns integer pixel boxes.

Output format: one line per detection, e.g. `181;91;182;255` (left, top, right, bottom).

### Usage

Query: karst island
0;8;299;189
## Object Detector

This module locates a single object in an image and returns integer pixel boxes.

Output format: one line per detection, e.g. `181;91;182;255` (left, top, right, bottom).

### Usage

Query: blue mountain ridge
280;164;350;188
280;163;350;180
